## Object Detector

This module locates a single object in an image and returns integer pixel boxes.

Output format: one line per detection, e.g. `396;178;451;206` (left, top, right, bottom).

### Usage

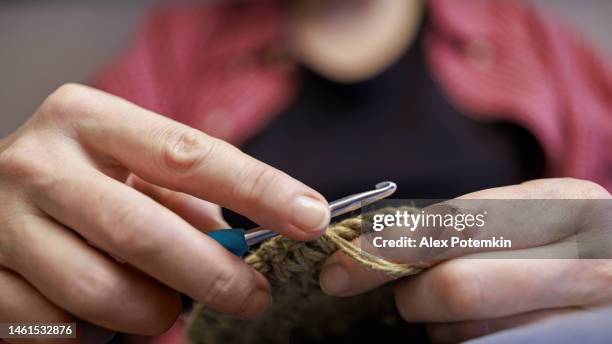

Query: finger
31;166;272;319
52;84;330;239
390;179;611;263
319;238;580;297
320;179;612;296
426;308;582;344
0;267;116;344
460;178;611;200
320;236;397;296
3;211;181;335
435;178;611;259
393;258;604;323
0;268;79;344
127;174;229;231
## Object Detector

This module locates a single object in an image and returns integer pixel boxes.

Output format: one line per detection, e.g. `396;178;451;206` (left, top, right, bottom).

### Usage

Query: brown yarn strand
323;221;421;278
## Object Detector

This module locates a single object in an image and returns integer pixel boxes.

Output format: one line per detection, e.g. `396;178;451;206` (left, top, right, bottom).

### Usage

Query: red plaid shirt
95;0;612;191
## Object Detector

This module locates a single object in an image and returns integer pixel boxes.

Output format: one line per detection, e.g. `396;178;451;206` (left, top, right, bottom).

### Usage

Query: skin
0;84;331;340
1;1;417;340
2;1;608;343
289;0;424;82
295;4;612;340
320;178;612;343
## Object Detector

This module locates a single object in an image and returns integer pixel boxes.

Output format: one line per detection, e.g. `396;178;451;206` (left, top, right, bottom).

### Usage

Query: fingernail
239;289;272;320
319;264;350;295
291;196;330;233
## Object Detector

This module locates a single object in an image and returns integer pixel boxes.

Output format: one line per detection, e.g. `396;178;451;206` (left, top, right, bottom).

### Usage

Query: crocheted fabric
188;210;424;343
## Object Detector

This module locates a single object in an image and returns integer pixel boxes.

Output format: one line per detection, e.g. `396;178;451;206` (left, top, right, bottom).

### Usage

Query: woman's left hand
319;178;612;343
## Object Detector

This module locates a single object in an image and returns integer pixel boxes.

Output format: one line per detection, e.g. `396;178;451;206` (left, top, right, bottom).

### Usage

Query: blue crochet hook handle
208;228;249;257
208;181;397;257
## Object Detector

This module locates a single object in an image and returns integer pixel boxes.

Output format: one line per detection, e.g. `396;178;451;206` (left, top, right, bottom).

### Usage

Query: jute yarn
188;208;425;343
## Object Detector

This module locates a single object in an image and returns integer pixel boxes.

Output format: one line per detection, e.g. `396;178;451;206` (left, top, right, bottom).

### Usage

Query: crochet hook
208;181;397;256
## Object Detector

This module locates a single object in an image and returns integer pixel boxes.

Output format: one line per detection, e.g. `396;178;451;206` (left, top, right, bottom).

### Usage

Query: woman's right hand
0;84;330;337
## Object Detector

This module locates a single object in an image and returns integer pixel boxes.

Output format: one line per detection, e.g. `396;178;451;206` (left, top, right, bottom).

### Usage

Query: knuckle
556;177;611;198
200;268;253;314
0;137;52;184
433;265;485;319
103;204;160;257
589;260;612;282
157;127;221;176
0;212;31;268
581;260;612;304
575;179;611;199
232;160;280;206
65;266;115;314
39;83;92;121
521;178;611;199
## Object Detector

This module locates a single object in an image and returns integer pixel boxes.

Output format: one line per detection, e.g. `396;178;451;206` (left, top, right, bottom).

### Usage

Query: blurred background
1;0;611;138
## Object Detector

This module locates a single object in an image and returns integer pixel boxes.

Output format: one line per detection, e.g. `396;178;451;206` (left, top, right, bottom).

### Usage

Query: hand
0;84;331;337
319;178;611;343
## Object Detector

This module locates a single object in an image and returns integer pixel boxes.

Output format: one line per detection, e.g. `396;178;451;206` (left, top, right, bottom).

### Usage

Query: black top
224;16;544;229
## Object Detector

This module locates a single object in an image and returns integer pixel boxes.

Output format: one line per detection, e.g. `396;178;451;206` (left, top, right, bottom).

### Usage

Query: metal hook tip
375;181;397;191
